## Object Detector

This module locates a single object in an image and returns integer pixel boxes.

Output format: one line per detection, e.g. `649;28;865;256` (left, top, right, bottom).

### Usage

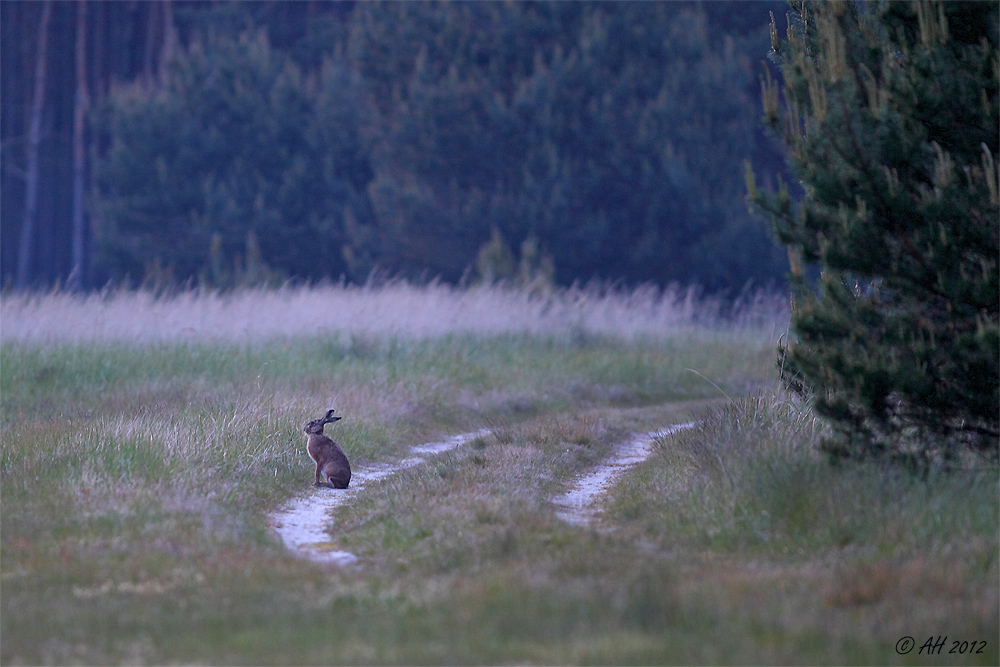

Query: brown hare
303;409;351;489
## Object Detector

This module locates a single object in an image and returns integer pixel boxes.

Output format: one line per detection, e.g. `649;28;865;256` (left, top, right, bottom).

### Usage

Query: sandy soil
271;421;695;564
269;430;490;565
553;421;696;526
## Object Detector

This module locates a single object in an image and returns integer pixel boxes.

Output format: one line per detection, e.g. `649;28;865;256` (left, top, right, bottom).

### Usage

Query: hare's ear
324;409;337;420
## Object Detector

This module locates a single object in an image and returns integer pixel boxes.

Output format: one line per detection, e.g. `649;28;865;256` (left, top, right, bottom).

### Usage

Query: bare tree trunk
142;2;157;90
159;0;176;88
69;0;89;291
15;0;52;290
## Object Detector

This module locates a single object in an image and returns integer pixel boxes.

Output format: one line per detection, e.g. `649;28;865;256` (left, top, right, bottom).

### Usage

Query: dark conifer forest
1;0;792;292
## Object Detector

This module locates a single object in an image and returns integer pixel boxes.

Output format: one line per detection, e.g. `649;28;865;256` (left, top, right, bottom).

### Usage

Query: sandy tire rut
269;429;489;565
553;421;696;526
269;421;695;565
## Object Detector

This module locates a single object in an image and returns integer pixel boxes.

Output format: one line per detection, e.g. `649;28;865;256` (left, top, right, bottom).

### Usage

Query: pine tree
748;1;999;467
348;1;787;288
93;28;373;286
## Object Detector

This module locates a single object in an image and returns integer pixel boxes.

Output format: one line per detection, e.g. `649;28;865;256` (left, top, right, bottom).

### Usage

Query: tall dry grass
4;283;995;665
0;281;788;346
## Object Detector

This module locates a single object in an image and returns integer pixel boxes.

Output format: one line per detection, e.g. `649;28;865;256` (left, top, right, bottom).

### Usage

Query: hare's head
303;409;341;434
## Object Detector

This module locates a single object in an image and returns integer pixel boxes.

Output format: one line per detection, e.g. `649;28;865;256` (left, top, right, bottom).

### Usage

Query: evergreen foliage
93;28;373;285
348;2;786;288
749;1;999;466
86;1;788;290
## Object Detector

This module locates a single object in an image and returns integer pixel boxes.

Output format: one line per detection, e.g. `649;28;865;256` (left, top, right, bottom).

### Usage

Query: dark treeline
1;0;791;292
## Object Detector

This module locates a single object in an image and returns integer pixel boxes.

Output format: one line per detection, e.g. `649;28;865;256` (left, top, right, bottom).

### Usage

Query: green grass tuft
2;286;995;664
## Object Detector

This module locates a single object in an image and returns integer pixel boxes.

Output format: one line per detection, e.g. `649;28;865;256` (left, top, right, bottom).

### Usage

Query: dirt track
269;430;489;564
553;422;696;526
271;421;697;563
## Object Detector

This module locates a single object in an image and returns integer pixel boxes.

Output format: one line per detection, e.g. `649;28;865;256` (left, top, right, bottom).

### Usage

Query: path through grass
1;285;995;664
553;421;696;526
270;429;489;565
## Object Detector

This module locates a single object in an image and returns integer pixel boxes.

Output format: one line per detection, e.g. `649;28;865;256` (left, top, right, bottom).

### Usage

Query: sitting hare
303;409;351;489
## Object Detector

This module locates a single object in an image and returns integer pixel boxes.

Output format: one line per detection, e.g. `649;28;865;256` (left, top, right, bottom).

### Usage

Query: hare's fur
303;409;351;489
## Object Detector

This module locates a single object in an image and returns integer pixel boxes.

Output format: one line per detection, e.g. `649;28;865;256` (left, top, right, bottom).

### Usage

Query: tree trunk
15;0;52;290
69;0;89;291
142;2;157;89
159;0;176;88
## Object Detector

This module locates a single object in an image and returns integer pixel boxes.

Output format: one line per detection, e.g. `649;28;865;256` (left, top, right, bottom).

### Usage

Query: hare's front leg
314;462;324;486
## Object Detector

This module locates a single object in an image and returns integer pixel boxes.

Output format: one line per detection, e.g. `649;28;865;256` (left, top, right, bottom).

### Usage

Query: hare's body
304;409;351;489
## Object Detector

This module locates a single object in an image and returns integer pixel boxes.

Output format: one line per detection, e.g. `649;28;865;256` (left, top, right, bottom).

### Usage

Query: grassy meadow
1;283;996;665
